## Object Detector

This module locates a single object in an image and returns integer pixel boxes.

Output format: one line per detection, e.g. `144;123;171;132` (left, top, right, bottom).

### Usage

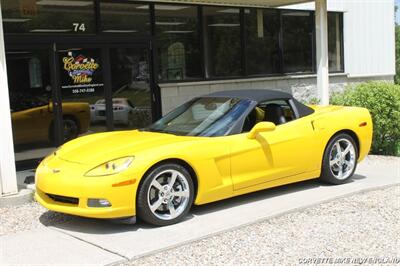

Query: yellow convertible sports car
35;90;373;226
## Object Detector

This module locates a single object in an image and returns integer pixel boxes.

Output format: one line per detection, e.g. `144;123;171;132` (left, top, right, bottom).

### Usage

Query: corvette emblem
52;169;61;174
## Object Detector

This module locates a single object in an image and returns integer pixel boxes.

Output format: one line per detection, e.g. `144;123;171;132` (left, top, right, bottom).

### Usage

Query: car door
12;105;52;144
229;107;316;191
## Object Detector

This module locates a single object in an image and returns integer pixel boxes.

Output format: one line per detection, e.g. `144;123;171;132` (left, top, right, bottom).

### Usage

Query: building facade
0;0;395;195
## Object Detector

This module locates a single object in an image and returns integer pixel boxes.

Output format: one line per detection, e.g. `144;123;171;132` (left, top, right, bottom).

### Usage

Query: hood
56;130;188;165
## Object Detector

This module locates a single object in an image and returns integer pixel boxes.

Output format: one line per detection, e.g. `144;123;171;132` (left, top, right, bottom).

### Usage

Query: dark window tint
1;0;95;34
245;8;280;75
282;11;313;73
100;2;150;34
328;13;343;72
203;7;242;78
155;5;202;81
110;47;152;129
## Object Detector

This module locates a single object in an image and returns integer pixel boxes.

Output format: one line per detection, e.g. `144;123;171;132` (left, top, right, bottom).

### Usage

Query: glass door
57;46;108;142
5;48;57;166
109;46;153;130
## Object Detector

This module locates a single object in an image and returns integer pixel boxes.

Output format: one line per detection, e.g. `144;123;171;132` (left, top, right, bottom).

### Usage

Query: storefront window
155;5;202;81
245;9;280;75
203;6;242;78
328;13;343;72
1;0;95;34
282;11;313;73
100;1;150;34
110;47;152;129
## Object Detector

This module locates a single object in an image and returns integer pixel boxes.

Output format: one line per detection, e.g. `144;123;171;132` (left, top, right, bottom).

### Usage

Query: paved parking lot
0;156;399;265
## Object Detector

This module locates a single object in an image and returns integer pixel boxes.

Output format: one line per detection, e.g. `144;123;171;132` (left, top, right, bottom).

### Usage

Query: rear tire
137;163;194;226
320;133;358;185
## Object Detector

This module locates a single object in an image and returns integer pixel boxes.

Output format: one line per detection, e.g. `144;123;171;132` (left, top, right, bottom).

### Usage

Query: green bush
395;25;400;84
331;82;400;156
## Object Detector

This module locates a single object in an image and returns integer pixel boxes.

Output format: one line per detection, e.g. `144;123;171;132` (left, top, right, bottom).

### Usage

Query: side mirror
247;122;276;139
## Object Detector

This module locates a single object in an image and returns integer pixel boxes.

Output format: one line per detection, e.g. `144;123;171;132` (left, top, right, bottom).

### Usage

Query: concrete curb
0;188;34;207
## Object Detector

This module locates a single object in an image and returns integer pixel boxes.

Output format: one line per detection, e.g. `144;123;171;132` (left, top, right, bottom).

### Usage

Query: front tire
320;133;358;185
137;163;194;226
63;117;79;141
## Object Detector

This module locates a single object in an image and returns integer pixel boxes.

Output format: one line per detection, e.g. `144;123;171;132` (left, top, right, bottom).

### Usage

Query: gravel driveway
122;185;400;266
0;202;72;235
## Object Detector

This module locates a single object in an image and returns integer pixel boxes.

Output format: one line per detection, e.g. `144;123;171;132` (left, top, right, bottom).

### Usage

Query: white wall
0;3;18;196
283;0;396;78
160;74;393;114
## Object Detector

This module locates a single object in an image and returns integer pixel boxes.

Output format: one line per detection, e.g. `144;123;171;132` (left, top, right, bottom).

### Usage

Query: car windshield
146;97;250;136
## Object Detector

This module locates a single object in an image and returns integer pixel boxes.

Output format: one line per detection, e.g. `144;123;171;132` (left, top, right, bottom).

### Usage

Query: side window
242;99;296;132
259;100;296;124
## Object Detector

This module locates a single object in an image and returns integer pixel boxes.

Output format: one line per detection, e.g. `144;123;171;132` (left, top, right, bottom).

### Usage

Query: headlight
85;157;134;177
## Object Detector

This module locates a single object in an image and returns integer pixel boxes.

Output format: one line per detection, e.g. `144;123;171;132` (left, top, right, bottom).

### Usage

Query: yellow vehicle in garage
35;90;373;226
12;99;90;145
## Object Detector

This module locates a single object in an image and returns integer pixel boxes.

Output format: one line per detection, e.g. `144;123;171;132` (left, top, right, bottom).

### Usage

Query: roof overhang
141;0;314;8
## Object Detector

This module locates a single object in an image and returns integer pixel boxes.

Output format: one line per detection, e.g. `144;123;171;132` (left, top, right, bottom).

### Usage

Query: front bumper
35;156;138;219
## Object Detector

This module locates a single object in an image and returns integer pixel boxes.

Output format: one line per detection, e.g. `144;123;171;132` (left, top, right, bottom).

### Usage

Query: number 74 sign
73;23;86;32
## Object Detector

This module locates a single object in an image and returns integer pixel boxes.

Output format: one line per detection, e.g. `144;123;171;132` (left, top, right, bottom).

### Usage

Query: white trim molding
315;0;330;105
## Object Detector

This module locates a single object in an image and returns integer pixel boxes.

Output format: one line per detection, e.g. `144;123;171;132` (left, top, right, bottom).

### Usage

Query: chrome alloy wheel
329;138;356;180
147;169;190;221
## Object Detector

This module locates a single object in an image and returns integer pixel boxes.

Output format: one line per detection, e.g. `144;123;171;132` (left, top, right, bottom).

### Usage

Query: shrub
305;97;321;105
330;82;400;156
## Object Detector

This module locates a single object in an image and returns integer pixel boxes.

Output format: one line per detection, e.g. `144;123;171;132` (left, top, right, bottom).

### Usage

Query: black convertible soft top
206;89;292;103
205;89;314;118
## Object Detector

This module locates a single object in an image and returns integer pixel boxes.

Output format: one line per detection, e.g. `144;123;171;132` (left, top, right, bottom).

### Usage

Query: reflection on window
1;0;95;34
245;9;280;75
100;2;150;34
6;49;56;162
148;97;241;136
110;48;152;129
155;5;202;81
203;7;242;78
282;11;313;73
328;13;343;72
